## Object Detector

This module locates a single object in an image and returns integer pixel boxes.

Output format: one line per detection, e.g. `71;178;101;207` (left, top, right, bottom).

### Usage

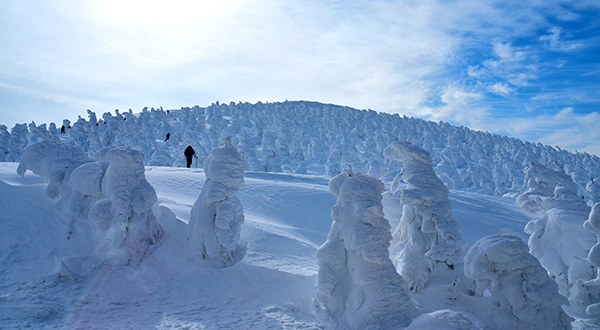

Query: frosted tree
6;123;29;162
464;234;572;330
588;180;600;207
383;141;467;293
582;203;600;327
89;146;164;264
312;169;416;330
17;140;94;200
67;160;110;225
188;136;247;267
0;125;10;161
516;162;576;213
522;165;596;318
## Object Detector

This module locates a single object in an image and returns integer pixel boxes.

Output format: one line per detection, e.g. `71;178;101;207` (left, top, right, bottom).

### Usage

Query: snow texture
312;169;416;330
464;234;572;330
384;141;467;293
188;136;247;267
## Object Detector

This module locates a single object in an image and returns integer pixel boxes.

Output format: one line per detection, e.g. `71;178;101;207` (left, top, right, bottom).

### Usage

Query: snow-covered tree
17;140;94;200
89;146;164;264
312;169;416;330
464;234;572;330
588;180;600;207
522;165;596;318
516;162;576;213
384;141;467;293
0;125;10;161
582;203;600;327
188;136;247;267
6;123;28;162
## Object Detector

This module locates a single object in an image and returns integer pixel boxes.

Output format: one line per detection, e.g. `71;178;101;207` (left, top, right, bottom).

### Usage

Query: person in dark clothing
165;132;170;142
61;125;65;134
184;145;195;168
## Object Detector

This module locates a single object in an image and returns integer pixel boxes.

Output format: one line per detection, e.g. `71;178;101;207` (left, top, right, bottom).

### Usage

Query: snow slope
0;161;532;329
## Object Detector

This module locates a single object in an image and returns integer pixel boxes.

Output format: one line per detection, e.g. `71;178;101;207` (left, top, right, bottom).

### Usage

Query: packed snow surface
0;161;535;329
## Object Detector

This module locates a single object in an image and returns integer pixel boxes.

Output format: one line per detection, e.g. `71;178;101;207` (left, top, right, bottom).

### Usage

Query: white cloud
488;83;514;95
540;27;584;52
481;107;600;156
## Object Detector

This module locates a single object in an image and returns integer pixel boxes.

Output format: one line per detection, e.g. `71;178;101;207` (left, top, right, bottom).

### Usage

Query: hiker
184;145;195;168
165;132;170;142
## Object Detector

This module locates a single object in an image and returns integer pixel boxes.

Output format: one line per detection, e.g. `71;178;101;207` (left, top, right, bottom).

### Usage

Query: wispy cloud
0;0;599;156
540;27;585;52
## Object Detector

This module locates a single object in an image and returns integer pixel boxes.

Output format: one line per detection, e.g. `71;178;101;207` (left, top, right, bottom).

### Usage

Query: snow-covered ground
0;161;533;329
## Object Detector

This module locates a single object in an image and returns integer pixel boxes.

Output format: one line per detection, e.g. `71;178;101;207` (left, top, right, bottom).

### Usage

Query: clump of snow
464;234;573;330
312;169;416;330
405;310;485;330
383;141;467;293
188;136;247;267
90;146;164;264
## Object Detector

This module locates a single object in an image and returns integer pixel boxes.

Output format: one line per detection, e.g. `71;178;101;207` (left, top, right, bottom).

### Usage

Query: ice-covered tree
17;140;94;200
0;125;9;161
516;162;576;213
312;169;416;330
464;234;572;330
522;165;596;318
6;123;29;162
582;203;600;327
188;136;247;267
588;180;600;207
89;146;164;264
383;141;467;293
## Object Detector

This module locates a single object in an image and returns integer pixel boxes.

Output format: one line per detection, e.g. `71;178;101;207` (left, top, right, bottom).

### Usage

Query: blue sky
1;0;599;155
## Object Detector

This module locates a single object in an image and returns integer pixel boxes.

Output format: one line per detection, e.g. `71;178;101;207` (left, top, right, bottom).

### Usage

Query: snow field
1;160;538;329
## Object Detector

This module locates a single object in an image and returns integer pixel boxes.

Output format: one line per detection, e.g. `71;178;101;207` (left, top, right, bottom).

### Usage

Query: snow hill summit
1;100;600;329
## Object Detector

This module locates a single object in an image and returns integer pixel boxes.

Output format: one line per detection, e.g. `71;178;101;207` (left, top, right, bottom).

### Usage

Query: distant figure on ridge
184;145;195;168
165;132;170;142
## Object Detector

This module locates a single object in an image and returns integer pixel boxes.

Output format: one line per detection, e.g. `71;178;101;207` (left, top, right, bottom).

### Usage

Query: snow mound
405;310;485;330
